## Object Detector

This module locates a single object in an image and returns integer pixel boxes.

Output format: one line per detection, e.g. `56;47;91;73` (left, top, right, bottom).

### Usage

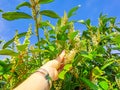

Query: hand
39;50;65;81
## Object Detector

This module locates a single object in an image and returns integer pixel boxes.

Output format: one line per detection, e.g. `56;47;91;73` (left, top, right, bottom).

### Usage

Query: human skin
14;50;65;90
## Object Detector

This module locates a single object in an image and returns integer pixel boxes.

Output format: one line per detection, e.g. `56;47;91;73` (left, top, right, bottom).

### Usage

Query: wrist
36;68;52;89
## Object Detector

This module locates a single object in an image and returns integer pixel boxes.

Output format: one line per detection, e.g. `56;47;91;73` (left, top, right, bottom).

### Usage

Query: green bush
0;0;120;90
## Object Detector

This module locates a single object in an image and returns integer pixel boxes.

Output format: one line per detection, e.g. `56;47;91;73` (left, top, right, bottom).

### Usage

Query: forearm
14;50;65;90
14;72;49;90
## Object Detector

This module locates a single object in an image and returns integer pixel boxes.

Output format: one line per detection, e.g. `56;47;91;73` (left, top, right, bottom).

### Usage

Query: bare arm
14;50;65;90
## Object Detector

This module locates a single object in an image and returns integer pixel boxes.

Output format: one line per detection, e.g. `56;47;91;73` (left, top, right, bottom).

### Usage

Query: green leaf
96;46;105;54
0;63;12;75
93;66;104;76
115;74;120;88
48;30;55;34
101;60;114;70
99;81;108;90
39;21;49;28
2;12;32;21
114;26;120;32
64;64;72;71
85;19;91;27
68;5;80;18
16;2;31;10
0;9;3;12
40;10;60;19
58;64;72;80
0;49;18;56
0;40;3;44
61;25;69;33
64;73;72;90
0;62;12;75
110;17;116;25
0;66;4;75
112;34;120;43
68;31;78;40
39;0;54;4
58;70;67;80
16;44;28;51
78;20;85;24
81;54;93;60
0;61;6;66
49;45;55;51
50;35;55;39
80;77;98;90
3;32;27;49
30;49;49;53
57;33;68;40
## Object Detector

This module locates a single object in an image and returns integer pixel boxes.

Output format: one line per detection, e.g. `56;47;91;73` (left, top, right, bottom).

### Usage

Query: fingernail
57;50;65;62
59;50;65;59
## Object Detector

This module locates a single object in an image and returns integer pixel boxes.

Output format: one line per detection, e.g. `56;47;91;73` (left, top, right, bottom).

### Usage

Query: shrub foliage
0;0;120;90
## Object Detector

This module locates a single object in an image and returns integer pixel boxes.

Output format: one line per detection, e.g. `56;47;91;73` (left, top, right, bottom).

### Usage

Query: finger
52;68;58;81
44;60;60;69
43;50;65;69
56;50;65;63
58;63;64;72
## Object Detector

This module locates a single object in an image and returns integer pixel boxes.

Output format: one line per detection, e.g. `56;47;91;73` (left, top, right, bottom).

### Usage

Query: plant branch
30;0;42;66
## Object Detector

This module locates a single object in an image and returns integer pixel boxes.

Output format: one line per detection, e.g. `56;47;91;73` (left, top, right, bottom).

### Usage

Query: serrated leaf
2;12;32;21
0;49;18;56
68;5;81;18
40;10;60;19
80;77;98;90
3;32;27;49
39;0;54;4
16;2;31;10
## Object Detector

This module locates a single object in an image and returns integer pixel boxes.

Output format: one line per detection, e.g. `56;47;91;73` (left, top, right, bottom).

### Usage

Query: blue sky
0;0;120;42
